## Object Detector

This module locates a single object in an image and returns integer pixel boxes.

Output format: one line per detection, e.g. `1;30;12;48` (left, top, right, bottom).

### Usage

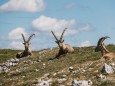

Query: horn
51;31;59;41
60;28;67;41
101;43;109;53
21;33;26;42
95;36;110;52
97;36;110;46
27;33;35;42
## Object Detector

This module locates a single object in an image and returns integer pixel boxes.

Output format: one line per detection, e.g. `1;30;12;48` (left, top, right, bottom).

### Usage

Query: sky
0;0;115;50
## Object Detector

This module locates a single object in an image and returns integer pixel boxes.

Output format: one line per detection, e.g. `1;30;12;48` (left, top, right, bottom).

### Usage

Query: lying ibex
51;28;74;58
95;36;115;59
16;33;35;58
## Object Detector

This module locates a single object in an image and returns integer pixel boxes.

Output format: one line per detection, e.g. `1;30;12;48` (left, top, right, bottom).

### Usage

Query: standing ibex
51;28;74;58
16;33;35;58
95;36;115;59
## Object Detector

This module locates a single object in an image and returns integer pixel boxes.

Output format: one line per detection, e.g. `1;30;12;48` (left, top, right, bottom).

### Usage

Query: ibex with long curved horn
16;33;35;58
51;28;74;58
95;36;115;59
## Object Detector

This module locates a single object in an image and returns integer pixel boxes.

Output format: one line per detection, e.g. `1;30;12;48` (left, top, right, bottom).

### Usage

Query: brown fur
51;28;74;58
95;36;115;59
16;33;35;58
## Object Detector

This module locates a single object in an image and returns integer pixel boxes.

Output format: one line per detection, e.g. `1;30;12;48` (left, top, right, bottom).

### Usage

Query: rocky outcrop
0;58;19;73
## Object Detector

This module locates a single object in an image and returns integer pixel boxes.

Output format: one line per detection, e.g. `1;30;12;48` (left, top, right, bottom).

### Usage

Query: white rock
0;58;19;74
36;81;49;86
58;78;67;84
69;67;74;72
35;69;39;72
43;73;50;78
99;74;106;81
53;73;57;76
43;63;46;68
102;63;114;74
110;63;115;66
72;80;92;86
10;58;15;62
62;75;67;78
43;63;46;66
9;62;13;66
82;69;86;72
4;66;10;73
110;63;115;70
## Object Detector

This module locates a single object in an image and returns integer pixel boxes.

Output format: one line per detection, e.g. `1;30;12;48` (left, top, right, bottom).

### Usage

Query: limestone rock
0;58;19;73
72;80;92;86
102;63;114;74
36;80;50;86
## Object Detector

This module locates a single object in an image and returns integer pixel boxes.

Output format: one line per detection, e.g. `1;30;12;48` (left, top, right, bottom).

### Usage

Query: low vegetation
0;45;115;86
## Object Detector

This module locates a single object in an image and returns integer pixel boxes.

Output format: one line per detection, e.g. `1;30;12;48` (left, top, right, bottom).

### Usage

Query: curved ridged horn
97;36;110;46
101;43;109;53
51;31;59;41
60;28;67;41
21;33;26;42
95;36;110;52
27;34;35;42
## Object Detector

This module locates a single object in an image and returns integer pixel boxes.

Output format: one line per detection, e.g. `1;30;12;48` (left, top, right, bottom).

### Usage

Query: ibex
95;36;115;59
16;33;35;58
51;28;74;58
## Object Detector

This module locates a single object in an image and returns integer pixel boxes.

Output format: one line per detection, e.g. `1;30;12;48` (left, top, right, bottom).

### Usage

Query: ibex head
21;33;35;50
95;36;110;52
51;28;67;48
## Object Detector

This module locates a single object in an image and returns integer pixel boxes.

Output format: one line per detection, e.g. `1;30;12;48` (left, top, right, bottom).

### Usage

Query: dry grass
0;45;115;86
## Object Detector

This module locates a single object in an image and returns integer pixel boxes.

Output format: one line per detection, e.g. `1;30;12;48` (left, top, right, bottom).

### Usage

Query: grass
0;49;17;63
0;45;115;86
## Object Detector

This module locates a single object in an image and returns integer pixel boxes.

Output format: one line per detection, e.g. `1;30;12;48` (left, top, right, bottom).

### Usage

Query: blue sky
0;0;115;50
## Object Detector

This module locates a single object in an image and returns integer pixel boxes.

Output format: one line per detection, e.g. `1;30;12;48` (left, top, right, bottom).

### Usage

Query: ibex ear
63;40;64;42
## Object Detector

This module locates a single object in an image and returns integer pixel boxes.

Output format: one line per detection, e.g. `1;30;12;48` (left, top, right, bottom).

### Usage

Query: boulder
102;63;114;74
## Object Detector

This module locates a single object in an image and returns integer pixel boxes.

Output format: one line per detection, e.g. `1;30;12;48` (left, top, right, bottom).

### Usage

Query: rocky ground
0;45;115;86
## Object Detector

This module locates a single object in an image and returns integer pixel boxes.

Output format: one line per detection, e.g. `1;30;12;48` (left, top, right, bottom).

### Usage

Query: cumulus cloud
7;27;36;50
80;41;91;47
32;15;78;36
8;27;27;40
9;41;24;50
0;0;46;12
32;16;93;36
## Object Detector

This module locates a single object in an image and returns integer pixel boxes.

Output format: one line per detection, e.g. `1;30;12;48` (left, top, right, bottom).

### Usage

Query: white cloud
65;3;77;9
79;24;92;31
32;16;93;36
80;41;91;47
9;41;24;50
8;27;27;40
0;0;46;12
32;15;78;36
